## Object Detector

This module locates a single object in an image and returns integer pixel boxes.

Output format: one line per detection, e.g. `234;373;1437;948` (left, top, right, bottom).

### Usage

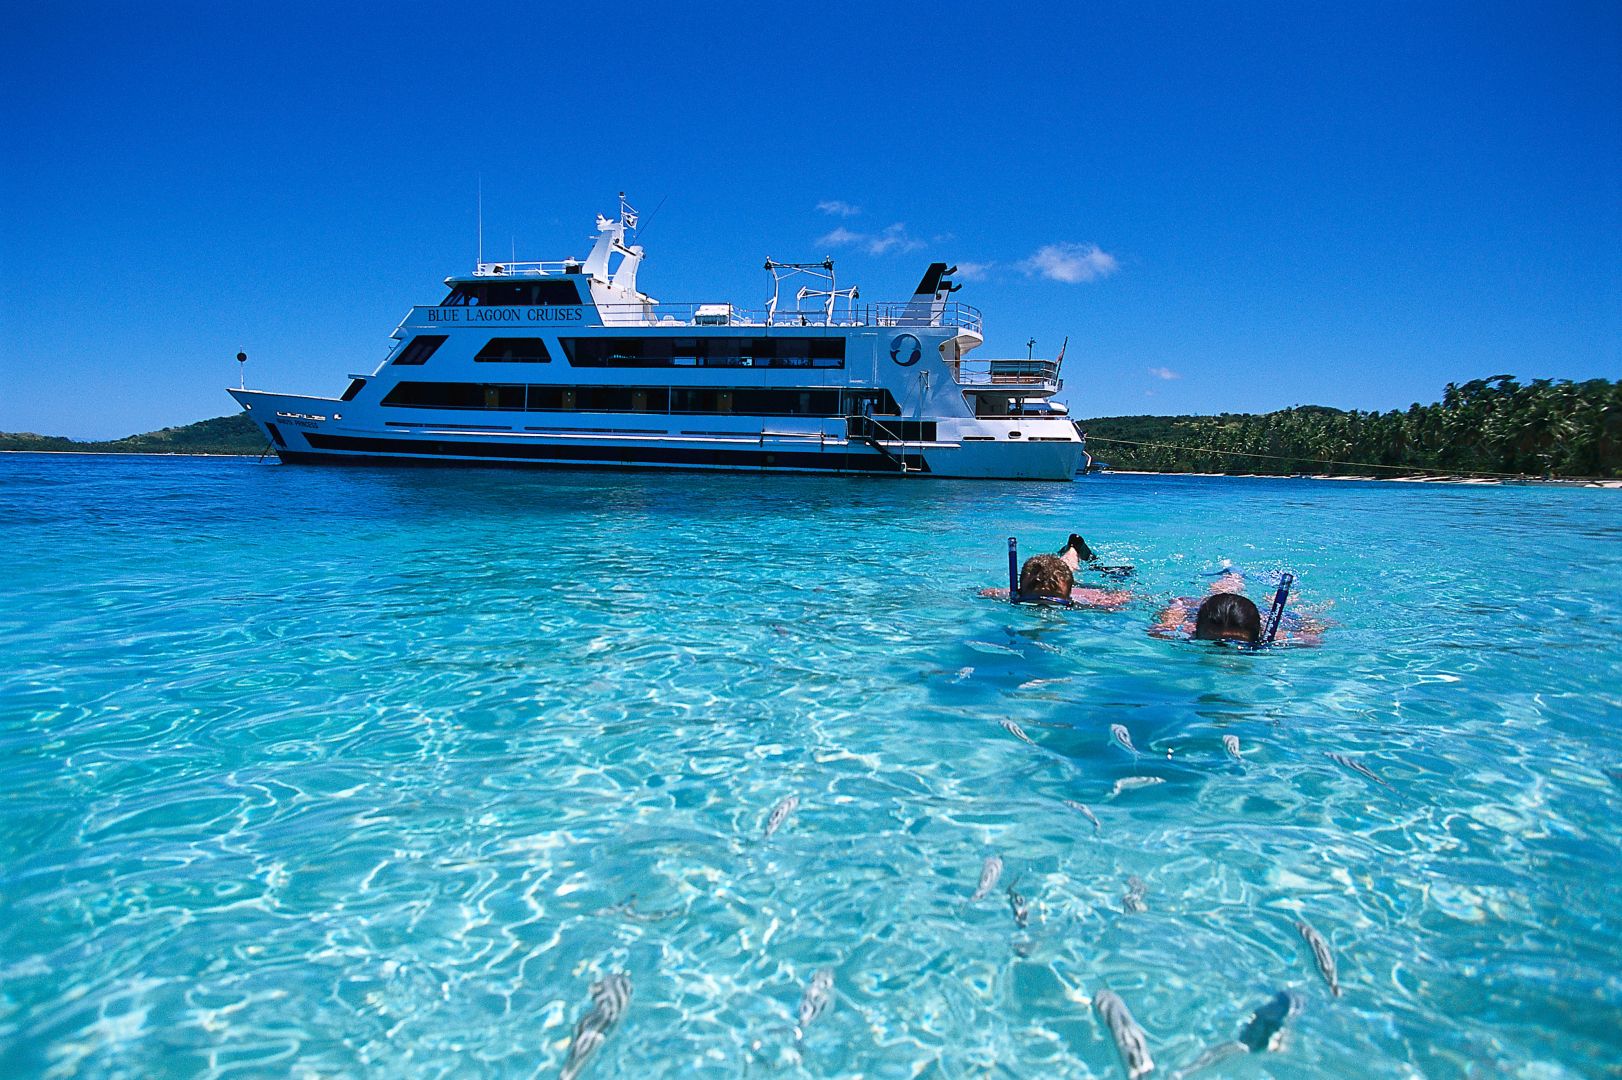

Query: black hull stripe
295;432;929;474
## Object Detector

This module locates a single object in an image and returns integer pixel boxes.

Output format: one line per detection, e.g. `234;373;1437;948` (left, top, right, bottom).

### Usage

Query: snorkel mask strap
1261;572;1295;644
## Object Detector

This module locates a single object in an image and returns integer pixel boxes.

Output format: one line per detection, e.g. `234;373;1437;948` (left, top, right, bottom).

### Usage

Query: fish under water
971;855;1004;902
1176;988;1306;1076
1121;875;1148;914
1222;735;1242;762
1001;719;1036;746
1325;752;1390;788
796;968;835;1035
1111;723;1138;754
953;666;975;682
764;795;799;838
561;972;632;1080
1007;882;1030;928
1110;776;1165;798
1296;920;1342;997
1239;989;1305;1052
1094;989;1155;1079
1064;800;1102;833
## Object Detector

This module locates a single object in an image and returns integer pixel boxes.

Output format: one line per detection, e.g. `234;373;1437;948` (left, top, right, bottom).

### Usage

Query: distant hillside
1081;376;1621;479
0;413;265;455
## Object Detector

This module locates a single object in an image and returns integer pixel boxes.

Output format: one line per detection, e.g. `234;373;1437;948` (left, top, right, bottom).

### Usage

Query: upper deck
400;299;983;333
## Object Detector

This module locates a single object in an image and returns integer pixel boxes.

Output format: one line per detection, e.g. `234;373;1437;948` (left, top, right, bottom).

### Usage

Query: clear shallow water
2;454;1620;1079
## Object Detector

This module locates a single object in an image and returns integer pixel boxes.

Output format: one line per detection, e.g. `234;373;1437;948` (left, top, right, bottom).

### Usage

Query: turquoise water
2;454;1620;1079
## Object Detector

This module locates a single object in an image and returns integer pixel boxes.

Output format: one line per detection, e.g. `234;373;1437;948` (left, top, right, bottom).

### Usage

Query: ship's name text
424;306;586;324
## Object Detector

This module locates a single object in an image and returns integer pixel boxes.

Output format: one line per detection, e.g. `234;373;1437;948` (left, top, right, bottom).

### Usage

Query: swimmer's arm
1150;600;1189;633
1069;587;1133;610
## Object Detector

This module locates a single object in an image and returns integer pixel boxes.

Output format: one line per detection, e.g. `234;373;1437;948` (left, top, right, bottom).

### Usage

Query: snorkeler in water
1151;567;1321;645
981;534;1133;609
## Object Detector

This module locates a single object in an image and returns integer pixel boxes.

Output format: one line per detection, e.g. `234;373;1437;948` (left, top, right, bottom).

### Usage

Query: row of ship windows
378;382;900;417
438;282;585;307
392;336;848;368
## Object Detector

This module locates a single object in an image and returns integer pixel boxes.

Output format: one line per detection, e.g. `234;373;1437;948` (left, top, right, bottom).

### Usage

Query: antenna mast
477;175;484;268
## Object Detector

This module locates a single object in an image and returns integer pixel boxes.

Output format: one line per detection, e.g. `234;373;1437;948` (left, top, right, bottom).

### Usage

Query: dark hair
1019;554;1074;597
1193;593;1262;643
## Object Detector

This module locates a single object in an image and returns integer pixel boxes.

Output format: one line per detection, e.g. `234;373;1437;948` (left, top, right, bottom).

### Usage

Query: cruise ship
230;196;1086;480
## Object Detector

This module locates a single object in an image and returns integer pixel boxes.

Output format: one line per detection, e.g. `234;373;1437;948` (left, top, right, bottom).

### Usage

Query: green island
4;375;1618;480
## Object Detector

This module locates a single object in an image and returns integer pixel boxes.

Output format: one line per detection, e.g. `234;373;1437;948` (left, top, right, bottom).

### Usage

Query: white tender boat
231;196;1086;480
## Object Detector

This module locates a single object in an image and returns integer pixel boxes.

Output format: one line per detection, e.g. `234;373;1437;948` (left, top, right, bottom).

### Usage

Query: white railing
473;260;581;276
595;300;983;332
400;299;985;333
955;359;1062;388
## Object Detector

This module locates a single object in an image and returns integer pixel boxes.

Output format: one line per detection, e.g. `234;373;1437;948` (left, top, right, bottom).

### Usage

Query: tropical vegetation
1082;376;1621;479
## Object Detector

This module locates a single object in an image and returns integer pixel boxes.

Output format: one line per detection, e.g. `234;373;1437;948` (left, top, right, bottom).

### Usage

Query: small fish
953;666;974;682
970;855;1004;902
1121;875;1148;914
1064;799;1102;833
1094;989;1155;1079
966;640;1023;656
1111;724;1138;754
1174;990;1305;1078
1222;734;1242;762
1110;776;1165;798
561;972;632;1080
1000;719;1036;746
602;895;680;923
1325;752;1389;788
1238;989;1305;1052
1018;676;1072;690
1007;883;1030;928
764;794;799;838
1173;1041;1245;1079
1296;920;1342;997
796;968;835;1034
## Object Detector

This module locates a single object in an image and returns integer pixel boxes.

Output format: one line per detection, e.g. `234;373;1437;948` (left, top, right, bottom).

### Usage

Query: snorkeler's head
1019;554;1074;598
1193;593;1262;644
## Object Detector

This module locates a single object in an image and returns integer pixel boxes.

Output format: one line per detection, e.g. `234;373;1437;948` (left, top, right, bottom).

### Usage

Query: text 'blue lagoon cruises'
231;196;1087;480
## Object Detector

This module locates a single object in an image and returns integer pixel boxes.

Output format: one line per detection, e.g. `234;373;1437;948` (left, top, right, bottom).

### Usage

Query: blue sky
3;2;1617;439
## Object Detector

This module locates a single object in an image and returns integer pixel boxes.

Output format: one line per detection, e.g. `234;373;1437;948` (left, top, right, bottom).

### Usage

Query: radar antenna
763;257;859;326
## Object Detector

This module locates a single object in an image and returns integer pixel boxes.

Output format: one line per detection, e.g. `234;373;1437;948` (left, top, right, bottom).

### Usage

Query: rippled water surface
2;454;1620;1078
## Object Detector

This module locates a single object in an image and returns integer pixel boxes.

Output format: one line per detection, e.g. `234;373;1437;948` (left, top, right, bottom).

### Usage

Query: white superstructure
230;195;1086;480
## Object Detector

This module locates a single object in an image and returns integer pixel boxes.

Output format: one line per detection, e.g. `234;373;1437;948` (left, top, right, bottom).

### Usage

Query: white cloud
1021;242;1118;283
952;261;994;281
1147;366;1181;380
816;226;864;248
816;199;861;217
817;222;925;256
867;223;924;255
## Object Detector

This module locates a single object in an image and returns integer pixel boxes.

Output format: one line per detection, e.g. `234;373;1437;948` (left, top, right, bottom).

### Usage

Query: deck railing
592;301;983;332
954;359;1062;389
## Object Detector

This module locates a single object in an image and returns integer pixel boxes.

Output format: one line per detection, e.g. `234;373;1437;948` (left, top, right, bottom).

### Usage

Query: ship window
841;390;900;416
380;382;846;416
561;336;845;368
475;337;552;363
440;281;582;307
340;379;367;401
380;381;485;408
393;335;447;366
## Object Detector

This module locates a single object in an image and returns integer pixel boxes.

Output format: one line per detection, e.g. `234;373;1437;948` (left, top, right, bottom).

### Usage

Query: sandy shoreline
1100;468;1622;488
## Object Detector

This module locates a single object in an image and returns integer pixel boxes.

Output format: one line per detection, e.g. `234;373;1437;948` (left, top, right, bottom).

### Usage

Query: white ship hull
231;390;1085;480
